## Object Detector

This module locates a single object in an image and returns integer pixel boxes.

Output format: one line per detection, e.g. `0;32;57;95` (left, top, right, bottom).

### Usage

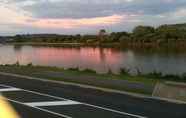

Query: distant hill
163;23;186;30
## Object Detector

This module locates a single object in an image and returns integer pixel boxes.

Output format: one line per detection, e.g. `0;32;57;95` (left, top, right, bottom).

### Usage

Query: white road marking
0;88;21;92
0;72;149;98
5;98;72;118
1;72;185;105
25;100;81;107
0;84;147;118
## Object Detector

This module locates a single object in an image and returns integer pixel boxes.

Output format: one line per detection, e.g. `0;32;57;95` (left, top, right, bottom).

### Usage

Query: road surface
0;74;185;118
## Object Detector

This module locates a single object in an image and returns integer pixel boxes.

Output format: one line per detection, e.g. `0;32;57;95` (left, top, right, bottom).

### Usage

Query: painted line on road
25;100;81;107
1;71;186;105
0;72;149;98
0;88;21;92
5;97;72;118
0;84;147;118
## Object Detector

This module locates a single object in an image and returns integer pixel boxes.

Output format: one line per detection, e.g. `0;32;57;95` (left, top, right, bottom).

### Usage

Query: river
0;45;186;75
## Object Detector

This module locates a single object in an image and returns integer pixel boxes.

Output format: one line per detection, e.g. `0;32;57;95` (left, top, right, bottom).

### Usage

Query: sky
1;0;186;35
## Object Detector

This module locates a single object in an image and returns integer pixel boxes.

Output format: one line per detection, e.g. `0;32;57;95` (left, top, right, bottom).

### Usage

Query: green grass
0;64;158;85
1;64;184;84
0;64;173;95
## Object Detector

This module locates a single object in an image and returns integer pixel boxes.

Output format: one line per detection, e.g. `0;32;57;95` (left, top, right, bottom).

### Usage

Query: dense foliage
8;23;186;44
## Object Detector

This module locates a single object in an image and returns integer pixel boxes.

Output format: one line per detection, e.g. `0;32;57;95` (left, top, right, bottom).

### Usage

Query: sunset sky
1;0;186;35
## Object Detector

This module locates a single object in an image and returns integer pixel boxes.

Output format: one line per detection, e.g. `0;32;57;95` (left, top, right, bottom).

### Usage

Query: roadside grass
0;65;185;95
48;77;152;95
0;64;157;85
0;64;159;95
2;64;186;95
1;64;185;85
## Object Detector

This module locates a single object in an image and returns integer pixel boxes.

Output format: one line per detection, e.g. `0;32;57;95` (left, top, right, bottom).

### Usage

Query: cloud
0;5;28;24
24;14;125;29
172;8;186;18
1;0;186;35
5;0;186;19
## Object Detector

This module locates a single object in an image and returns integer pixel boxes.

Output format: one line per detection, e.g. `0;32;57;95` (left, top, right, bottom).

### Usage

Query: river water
0;45;186;75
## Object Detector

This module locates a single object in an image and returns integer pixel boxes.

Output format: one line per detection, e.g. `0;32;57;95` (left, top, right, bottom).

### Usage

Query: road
0;74;185;118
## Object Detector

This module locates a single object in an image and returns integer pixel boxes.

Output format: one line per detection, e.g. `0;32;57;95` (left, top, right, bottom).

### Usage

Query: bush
27;63;33;67
82;69;97;73
120;68;130;75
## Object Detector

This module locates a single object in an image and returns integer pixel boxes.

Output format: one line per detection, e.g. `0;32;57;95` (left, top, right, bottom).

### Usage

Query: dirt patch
153;81;186;102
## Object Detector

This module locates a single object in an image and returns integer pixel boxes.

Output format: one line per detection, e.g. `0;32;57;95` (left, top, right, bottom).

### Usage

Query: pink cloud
25;15;124;29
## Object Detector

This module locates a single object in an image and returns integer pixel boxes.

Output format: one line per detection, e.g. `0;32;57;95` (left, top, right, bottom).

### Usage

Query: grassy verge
0;64;157;85
0;64;185;95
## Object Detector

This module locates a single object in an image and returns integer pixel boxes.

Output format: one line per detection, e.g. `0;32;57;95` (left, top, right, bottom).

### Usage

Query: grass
0;63;185;84
1;63;185;95
0;64;156;84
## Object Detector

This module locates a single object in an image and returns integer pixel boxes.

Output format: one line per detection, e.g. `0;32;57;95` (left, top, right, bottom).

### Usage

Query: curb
0;72;149;98
0;72;186;105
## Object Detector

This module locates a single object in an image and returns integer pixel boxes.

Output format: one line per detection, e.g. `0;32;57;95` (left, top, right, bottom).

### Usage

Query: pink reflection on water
0;46;128;72
15;47;125;73
1;45;185;75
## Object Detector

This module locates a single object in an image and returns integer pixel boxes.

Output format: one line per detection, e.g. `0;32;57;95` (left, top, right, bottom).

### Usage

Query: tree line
10;23;186;45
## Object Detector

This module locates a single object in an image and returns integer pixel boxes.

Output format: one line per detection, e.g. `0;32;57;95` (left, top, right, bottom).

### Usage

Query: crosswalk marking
0;84;147;118
0;88;21;92
24;100;81;107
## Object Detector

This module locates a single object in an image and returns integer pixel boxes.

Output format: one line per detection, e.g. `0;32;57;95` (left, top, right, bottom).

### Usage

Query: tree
110;32;130;42
132;26;155;42
99;29;106;36
155;25;184;43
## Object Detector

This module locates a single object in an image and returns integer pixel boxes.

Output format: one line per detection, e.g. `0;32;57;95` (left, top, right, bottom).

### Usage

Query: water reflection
0;45;186;75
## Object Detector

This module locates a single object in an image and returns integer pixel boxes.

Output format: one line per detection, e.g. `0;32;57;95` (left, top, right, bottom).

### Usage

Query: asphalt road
0;74;185;118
